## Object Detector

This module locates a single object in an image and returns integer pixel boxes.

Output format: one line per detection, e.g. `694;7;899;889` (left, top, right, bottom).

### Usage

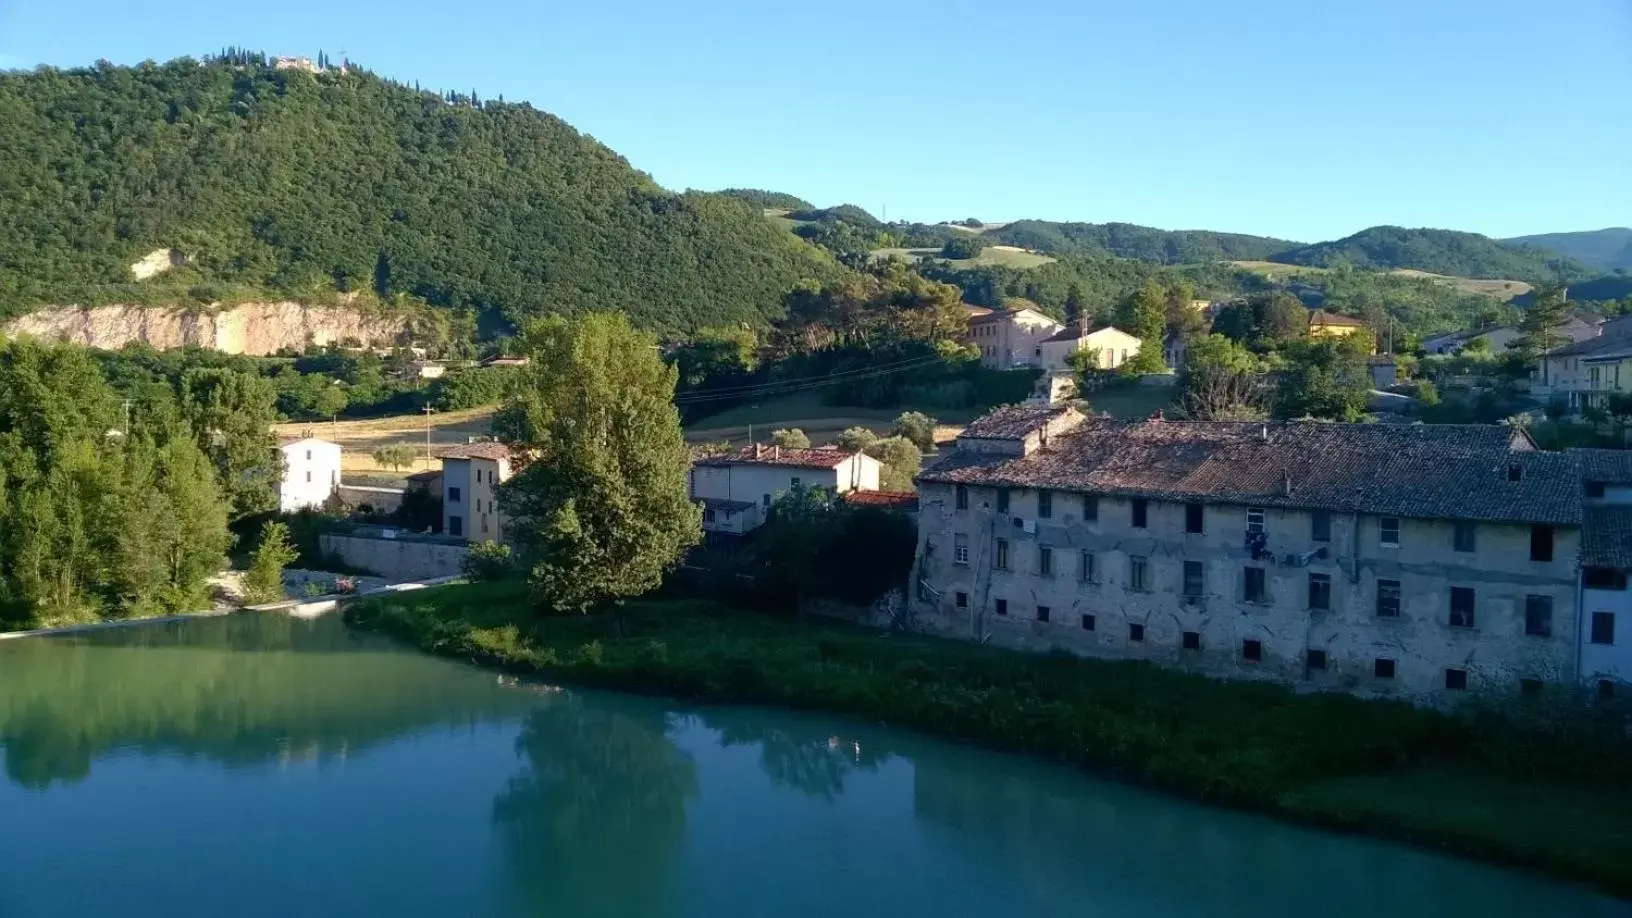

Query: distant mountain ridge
1502;228;1632;273
1264;226;1594;284
981;220;1297;264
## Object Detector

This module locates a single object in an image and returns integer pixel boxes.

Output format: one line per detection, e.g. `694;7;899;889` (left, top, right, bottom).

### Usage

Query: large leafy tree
495;312;701;614
180;368;281;519
1178;335;1271;421
1508;285;1572;377
1118;278;1169;374
1275;333;1374;421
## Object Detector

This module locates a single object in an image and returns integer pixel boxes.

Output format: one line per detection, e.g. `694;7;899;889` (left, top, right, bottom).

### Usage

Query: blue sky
2;0;1629;242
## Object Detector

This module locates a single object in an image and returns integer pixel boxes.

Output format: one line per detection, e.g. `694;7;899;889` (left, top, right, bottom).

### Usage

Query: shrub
243;521;298;604
462;540;517;581
771;428;810;449
890;410;937;452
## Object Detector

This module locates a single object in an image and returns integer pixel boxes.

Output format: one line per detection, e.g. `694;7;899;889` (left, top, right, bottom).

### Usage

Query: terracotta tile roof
695;445;857;471
1309;310;1368;328
1583;506;1632;568
1041;326;1093;344
921;416;1581;526
1572;449;1632;485
844;490;921;510
439;442;512;461
959;404;1077;441
961;303;993;317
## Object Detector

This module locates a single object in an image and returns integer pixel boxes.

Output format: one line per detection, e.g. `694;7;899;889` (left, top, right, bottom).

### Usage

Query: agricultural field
872;244;1055;270
275;406;497;477
1230;261;1531;301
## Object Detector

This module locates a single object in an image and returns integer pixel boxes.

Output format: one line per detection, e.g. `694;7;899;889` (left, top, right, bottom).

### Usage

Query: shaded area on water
0;614;1626;918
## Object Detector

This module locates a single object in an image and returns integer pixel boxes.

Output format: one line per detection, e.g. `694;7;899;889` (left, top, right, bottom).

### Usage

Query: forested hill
1268;226;1593;283
982;220;1297;264
0;55;837;333
1503;228;1632;273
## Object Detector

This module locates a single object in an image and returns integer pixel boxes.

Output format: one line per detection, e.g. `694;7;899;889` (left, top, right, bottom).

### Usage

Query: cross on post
421;405;436;464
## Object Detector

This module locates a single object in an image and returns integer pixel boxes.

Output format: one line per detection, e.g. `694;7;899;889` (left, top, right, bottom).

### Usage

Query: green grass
1083;383;1177;419
349;581;1632;898
871;246;1055;270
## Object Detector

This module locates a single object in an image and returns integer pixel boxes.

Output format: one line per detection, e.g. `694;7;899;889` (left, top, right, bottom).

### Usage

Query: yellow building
1307;310;1368;338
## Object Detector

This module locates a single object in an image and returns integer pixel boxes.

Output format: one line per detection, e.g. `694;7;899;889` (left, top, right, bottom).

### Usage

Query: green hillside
0;54;836;333
983;220;1297;264
714;188;814;211
1269;226;1592;284
1504;228;1632;273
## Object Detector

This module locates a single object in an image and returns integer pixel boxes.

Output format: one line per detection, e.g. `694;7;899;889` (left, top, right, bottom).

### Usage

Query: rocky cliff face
4;302;414;355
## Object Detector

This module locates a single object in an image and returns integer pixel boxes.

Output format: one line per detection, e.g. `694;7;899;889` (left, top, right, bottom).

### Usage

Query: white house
966;307;1063;369
1575;449;1632;698
690;444;882;535
278;437;342;512
1036;324;1143;373
439;443;513;542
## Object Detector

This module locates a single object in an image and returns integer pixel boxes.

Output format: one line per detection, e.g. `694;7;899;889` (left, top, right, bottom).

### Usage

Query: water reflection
705;706;890;801
0;613;534;789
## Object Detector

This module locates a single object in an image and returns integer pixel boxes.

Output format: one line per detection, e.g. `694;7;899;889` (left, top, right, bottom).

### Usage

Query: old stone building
909;405;1587;702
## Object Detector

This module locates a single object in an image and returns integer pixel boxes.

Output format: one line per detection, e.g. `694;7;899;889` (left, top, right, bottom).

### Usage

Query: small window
1520;678;1543;697
1307;573;1331;611
1079;550;1096;583
1183;561;1204;598
1037;545;1054;577
1129;555;1149;591
448;486;462;503
1131;499;1148;529
1453;521;1476;553
1082;494;1098;521
1445;668;1468;691
704;508;717;523
1246;507;1265;533
1587;481;1607;499
994;539;1010;570
1376;579;1401;617
1310;511;1330;543
1242;639;1262;662
1307;649;1327;671
1185;503;1204;534
953;534;970;567
1080;613;1096;631
1182;630;1200;650
1584;567;1628;590
955;591;968;608
995;598;1008;617
790;476;801;489
1380;517;1400;548
1599;680;1616;701
1129;622;1145;642
1524;595;1553;637
955;485;968;510
1036;605;1051;623
1038;490;1053;519
448;515;463;537
763;493;771;507
1243;567;1266;603
1374;658;1396;679
1507;463;1522;482
305;470;312;483
1449;587;1476;628
1592;611;1616;646
1530;525;1554;562
996;488;1010;513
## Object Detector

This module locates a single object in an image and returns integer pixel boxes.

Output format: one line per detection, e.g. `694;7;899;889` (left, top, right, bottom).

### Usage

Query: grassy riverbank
347;581;1632;898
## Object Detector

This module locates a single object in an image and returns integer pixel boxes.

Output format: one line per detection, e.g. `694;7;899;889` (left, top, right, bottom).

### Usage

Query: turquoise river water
0;613;1627;917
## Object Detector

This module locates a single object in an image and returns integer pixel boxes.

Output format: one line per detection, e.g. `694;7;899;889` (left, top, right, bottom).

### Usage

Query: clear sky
2;0;1629;242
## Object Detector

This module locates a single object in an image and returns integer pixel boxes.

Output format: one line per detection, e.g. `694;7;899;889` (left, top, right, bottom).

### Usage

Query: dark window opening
1129;556;1149;591
1584;567;1628;590
1080;613;1096;631
1182;631;1200;650
1530;525;1554;562
1453;521;1476;553
1129;623;1145;642
994;539;1009;570
448;515;463;538
1380;517;1400;547
448;486;462;503
1183;561;1204;598
955;485;968;510
955;592;968;609
1082;494;1099;521
1592;611;1616;646
1242;639;1263;662
1449;586;1476;628
1038;545;1054;577
1377;579;1401;618
1244;567;1266;603
1131;499;1148;529
1524;595;1553;637
1036;605;1051;623
1586;481;1607;499
1445;668;1468;691
1374;658;1396;679
1308;573;1331;611
1310;511;1331;543
1185;503;1204;534
1038;490;1053;519
995;599;1008;617
996;488;1010;513
1307;649;1327;671
1507;463;1523;482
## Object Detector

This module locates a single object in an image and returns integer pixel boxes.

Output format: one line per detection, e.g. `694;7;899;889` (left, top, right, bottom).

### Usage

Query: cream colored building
909;405;1589;703
966;307;1063;369
690;445;882;535
439;443;513;542
1036;324;1143;373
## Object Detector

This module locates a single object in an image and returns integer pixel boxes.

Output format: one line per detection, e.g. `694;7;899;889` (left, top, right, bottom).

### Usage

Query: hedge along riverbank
345;580;1632;899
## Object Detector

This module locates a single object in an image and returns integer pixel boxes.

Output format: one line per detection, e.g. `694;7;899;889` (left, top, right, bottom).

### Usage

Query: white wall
1581;584;1632;686
690;463;841;512
279;440;341;512
1038;328;1142;372
441;457;510;542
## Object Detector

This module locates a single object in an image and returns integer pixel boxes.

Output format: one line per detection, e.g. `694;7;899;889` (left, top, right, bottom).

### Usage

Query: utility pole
421;405;436;463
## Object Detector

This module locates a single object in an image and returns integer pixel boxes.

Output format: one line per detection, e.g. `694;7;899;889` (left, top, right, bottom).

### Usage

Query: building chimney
1260;425;1269;442
755;443;765;460
773;444;781;460
1282;472;1293;496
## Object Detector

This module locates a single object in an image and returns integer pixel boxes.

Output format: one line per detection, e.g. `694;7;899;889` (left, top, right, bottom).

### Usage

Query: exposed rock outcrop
4;302;413;355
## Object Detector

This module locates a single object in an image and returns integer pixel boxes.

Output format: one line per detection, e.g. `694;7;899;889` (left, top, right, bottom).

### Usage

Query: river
0;614;1625;918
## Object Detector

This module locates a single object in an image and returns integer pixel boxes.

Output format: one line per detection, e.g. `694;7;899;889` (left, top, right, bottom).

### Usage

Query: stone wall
5;301;412;355
910;482;1581;703
321;533;468;581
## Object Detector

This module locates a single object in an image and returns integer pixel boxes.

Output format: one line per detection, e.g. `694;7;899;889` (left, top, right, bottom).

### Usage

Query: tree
890;411;937;453
864;436;922;492
372;444;418;471
1120;278;1169;374
243;521;298;604
494;313;701;614
1509;285;1571;376
1164;280;1208;347
771;428;810;449
941;236;988;260
1063;283;1085;329
833;426;879;453
1213;292;1309;352
1275;334;1373;421
310;383;348;419
180;368;281;520
1177;335;1270;420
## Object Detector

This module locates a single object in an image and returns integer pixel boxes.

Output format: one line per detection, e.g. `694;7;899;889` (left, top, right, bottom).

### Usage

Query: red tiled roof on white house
438;442;513;462
695;444;860;471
